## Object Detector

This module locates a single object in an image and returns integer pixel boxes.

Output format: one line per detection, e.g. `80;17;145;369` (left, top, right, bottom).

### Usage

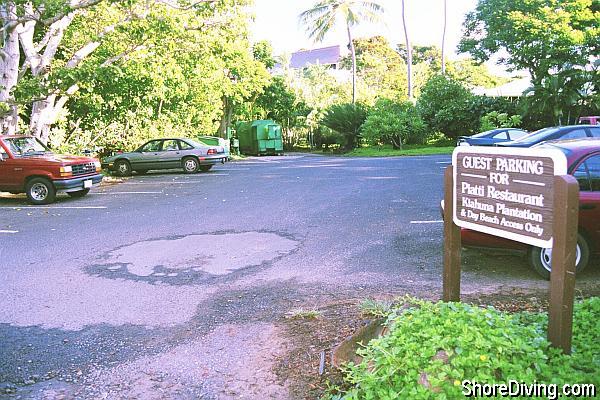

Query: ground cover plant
344;144;454;157
331;297;600;399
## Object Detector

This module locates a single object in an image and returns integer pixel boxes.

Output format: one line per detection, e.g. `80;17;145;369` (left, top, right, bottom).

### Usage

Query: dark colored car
457;128;529;147
579;116;599;125
460;138;600;279
496;125;600;148
102;138;228;176
0;135;103;204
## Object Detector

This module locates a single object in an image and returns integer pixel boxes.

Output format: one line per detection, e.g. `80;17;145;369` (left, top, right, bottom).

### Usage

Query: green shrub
320;103;368;151
418;75;478;139
313;126;344;150
480;111;523;132
426;132;455;147
338;298;600;400
361;99;427;149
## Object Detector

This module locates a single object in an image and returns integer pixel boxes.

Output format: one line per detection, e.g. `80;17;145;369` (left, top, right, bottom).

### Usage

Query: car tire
182;157;199;173
67;189;90;198
115;160;132;177
26;177;56;205
199;165;212;172
529;233;590;280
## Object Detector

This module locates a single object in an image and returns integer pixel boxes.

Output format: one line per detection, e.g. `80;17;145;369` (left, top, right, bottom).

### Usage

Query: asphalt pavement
1;153;598;399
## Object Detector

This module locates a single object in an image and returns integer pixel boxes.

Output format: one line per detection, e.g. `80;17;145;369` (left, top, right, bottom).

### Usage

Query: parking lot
1;153;599;399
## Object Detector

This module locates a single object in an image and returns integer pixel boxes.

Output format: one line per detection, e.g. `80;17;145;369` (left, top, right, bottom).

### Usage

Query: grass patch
285;308;322;320
329;297;600;399
359;298;394;318
344;144;454;157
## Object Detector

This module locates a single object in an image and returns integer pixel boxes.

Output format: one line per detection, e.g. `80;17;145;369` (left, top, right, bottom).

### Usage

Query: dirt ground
274;286;600;399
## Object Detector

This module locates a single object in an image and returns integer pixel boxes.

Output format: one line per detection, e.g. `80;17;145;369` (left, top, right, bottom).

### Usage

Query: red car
0;135;102;204
460;138;600;279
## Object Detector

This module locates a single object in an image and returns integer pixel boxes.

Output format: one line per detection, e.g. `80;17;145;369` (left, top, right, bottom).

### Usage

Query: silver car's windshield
6;137;50;156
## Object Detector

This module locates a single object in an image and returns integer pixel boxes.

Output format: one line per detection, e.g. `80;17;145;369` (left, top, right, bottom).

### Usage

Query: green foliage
341;36;408;102
480;111;522;131
254;76;309;148
338;298;600;399
523;69;590;126
285;308;321;320
36;0;270;149
298;0;384;43
313;126;344;150
344;145;454;157
252;40;277;69
459;0;599;81
320;103;367;150
361;98;426;149
417;75;477;138
446;59;510;89
425;132;455;147
359;299;394;318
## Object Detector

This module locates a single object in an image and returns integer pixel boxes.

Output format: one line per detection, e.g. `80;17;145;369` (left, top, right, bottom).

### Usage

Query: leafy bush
337;298;600;400
426;132;455;147
418;75;478;139
480;111;522;131
320;103;368;151
361;99;427;149
313;126;344;150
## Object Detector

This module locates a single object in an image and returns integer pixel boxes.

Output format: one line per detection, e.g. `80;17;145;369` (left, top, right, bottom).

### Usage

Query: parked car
0;135;102;204
101;138;228;176
459;138;600;279
456;128;529;147
496;125;600;148
579;116;599;125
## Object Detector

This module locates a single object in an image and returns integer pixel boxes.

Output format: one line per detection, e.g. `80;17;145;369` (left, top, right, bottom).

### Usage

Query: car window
162;140;179;151
179;140;193;150
508;130;527;140
492;132;508;139
586;155;600;191
588;127;600;138
561;129;588;140
0;144;7;156
141;140;162;152
573;162;591;191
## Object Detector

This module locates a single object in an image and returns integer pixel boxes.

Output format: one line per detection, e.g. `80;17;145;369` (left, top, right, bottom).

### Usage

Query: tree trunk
441;0;447;75
218;96;233;138
401;0;413;101
29;95;59;144
0;2;20;134
347;24;357;104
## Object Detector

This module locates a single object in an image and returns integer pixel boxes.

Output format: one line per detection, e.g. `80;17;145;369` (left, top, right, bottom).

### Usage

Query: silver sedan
101;138;228;176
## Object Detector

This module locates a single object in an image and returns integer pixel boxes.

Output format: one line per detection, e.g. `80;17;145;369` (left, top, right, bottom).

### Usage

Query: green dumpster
235;120;284;156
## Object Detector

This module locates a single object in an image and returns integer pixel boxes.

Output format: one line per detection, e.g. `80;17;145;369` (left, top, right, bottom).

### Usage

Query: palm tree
400;0;412;100
441;0;447;75
299;0;384;104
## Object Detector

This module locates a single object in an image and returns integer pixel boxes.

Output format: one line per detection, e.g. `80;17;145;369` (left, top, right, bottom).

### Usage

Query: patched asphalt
1;153;599;398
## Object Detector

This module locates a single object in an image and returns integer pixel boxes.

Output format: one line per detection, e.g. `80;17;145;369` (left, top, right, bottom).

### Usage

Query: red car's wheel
529;233;590;280
26;177;56;205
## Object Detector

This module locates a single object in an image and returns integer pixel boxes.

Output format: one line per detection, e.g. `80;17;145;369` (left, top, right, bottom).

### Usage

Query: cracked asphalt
1;153;598;399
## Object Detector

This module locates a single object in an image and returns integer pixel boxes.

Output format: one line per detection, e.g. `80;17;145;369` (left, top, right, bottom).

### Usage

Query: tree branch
42;0;105;26
156;0;218;10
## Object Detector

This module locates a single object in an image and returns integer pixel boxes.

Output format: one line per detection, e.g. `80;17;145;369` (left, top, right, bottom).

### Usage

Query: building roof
289;45;341;69
472;77;531;97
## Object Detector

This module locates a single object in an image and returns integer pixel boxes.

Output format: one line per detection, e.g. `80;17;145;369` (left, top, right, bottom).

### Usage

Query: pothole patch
90;232;299;283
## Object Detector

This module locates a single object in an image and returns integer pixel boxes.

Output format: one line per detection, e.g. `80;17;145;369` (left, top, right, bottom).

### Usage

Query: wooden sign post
548;175;579;354
443;166;461;302
444;147;579;353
